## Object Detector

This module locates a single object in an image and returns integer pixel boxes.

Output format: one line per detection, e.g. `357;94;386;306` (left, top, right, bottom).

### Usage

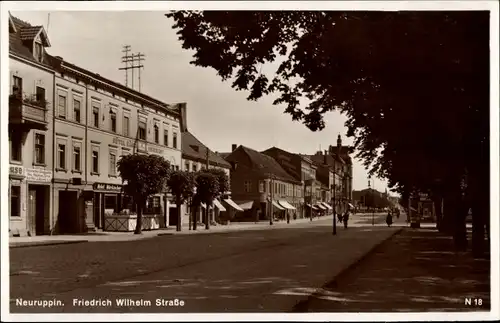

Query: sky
10;10;392;194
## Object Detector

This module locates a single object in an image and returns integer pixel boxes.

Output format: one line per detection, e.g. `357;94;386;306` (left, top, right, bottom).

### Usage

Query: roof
181;131;231;169
307;153;345;168
228;146;300;184
9;15;54;69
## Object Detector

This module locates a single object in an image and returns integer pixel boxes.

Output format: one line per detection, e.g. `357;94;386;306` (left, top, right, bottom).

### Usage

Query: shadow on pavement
293;228;490;312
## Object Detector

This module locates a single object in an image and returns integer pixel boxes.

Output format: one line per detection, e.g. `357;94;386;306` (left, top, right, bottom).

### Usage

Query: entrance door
58;191;78;233
35;187;46;235
27;188;37;236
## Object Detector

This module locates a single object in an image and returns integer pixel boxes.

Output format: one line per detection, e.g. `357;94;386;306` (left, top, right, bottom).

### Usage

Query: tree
117;154;171;234
166;11;489;253
167;170;196;231
194;171;220;230
202;168;230;223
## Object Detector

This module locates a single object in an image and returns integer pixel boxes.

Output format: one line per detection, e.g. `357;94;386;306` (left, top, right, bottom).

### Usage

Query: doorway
27;185;47;236
169;206;178;227
58;190;78;234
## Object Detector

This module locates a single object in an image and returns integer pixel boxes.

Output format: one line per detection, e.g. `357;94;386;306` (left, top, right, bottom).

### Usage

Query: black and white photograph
1;1;498;321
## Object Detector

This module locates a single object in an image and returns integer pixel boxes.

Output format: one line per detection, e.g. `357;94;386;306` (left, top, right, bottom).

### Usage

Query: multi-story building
309;153;335;214
223;145;302;222
8;14;183;235
307;135;354;214
8;14;55;237
179;107;236;226
262;147;320;218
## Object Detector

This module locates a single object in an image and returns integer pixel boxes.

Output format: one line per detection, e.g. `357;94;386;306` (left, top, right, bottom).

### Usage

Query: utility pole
119;49;145;91
205;148;210;230
119;45;131;87
270;175;274;226
332;179;336;235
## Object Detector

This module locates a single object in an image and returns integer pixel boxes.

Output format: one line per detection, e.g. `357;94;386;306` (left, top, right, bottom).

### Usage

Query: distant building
223;145;302;222
262;147;323;218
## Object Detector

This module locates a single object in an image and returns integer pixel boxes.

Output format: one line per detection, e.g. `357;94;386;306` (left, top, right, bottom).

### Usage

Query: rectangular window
123;115;130;137
176;165;180;171
92;149;99;174
258;181;264;193
35;133;45;164
73;145;81;171
244;180;252;193
138;120;146;140
34;42;43;61
173;132;178;149
58;143;66;169
10;134;22;162
154;125;159;144
109;151;117;176
10;186;21;217
192;164;197;172
110;111;117;133
12;76;22;96
36;86;45;103
58;95;67;119
93;105;99;128
163;129;169;147
274;182;278;194
185;162;190;171
73;99;81;123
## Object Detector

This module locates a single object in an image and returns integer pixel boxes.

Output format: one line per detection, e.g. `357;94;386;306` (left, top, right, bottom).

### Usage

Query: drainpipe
50;72;56;235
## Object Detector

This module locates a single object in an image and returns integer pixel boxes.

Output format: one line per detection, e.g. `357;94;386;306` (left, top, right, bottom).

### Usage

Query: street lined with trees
165;11;490;257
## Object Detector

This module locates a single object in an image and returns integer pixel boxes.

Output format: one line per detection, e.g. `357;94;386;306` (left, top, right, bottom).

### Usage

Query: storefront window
10;186;21;217
104;195;118;213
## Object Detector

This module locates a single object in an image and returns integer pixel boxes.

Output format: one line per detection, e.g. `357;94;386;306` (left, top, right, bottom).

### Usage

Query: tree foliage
117;154;171;234
202;168;230;196
167;170;196;231
167;11;489;252
194;171;220;229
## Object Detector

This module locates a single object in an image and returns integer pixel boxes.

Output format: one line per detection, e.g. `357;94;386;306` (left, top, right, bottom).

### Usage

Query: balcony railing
9;93;49;130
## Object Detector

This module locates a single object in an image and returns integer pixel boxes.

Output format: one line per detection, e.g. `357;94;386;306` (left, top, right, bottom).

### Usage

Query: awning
200;202;213;209
213;199;226;212
272;200;285;210
238;201;254;210
307;203;319;210
316;203;327;210
223;198;244;212
348;203;355;208
321;202;333;210
278;200;296;210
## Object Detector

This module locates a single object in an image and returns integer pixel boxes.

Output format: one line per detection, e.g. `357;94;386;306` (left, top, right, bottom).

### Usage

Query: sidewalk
9;215;335;248
294;227;491;312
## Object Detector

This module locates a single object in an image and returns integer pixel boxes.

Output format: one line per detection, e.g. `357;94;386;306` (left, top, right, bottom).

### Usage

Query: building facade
8;15;55;237
9;14;183;235
223;145;302;222
180;110;235;226
262;147;320;218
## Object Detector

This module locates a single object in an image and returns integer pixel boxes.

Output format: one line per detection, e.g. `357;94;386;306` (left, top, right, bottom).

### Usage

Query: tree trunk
193;205;198;230
134;200;143;234
205;202;211;230
176;197;182;232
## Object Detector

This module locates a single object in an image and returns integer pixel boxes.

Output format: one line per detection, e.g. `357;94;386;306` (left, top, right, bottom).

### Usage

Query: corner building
50;59;183;233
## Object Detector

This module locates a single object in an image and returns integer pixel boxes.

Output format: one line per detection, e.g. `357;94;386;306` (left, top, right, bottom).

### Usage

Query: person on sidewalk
337;212;343;224
386;211;393;227
343;211;349;229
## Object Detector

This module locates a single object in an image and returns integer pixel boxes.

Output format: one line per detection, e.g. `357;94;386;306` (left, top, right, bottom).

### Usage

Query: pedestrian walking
343;211;349;229
337;212;343;223
386;211;393;227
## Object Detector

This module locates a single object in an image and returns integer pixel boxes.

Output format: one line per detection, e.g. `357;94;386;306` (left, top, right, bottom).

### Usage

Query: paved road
295;228;490;312
10;217;399;313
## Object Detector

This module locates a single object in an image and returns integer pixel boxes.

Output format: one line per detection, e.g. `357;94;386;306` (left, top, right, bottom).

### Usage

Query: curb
9;240;89;249
291;227;404;312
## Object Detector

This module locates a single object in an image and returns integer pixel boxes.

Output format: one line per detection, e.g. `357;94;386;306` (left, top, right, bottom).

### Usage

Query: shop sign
148;145;164;155
25;168;52;182
93;183;122;191
112;137;146;152
9;165;24;177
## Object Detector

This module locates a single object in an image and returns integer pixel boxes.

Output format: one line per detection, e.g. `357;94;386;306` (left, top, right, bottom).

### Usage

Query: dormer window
34;42;43;62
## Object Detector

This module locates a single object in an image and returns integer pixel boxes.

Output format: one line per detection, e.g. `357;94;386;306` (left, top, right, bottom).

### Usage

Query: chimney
232;144;237;152
178;103;188;132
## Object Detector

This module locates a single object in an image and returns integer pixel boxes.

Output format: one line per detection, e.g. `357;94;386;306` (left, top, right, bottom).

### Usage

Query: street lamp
331;183;336;235
269;174;275;226
190;186;197;230
368;176;374;226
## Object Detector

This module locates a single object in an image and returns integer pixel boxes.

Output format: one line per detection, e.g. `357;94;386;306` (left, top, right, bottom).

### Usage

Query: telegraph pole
119;49;145;91
119;45;131;87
